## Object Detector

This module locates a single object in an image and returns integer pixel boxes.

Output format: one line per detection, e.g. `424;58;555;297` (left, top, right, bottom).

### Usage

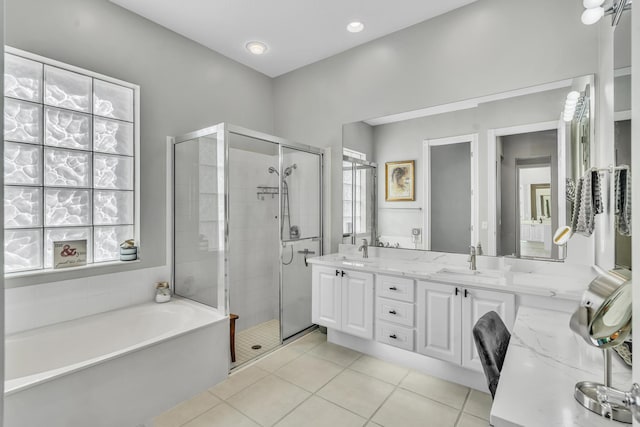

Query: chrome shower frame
172;123;324;352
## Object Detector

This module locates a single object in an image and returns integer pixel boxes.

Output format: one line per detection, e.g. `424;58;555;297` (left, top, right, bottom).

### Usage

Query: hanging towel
591;170;603;215
572;168;603;236
570;177;583;232
615;166;632;236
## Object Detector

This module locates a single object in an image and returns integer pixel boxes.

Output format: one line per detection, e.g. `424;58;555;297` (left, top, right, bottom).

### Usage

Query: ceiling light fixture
246;41;268;55
346;21;364;33
581;0;632;26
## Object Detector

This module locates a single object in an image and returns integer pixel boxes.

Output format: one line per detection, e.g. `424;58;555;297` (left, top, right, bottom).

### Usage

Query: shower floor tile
234;319;280;367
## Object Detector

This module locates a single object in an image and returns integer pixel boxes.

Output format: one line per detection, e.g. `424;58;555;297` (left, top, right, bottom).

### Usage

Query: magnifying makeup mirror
574;281;633;423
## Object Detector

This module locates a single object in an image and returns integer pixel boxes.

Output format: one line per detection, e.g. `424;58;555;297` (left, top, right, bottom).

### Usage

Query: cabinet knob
388;310;397;315
389;286;398;291
389;334;397;339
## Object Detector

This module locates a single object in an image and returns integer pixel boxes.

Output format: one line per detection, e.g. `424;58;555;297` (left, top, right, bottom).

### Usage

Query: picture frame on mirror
385;160;415;201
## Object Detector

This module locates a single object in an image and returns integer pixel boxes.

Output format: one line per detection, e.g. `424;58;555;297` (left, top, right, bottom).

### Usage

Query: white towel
615;166;632;236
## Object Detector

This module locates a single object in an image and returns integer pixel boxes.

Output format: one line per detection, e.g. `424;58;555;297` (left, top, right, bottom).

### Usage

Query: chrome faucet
468;245;477;270
358;239;369;259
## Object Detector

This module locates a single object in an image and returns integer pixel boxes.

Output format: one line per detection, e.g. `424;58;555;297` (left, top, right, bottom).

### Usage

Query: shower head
268;166;279;176
284;164;297;177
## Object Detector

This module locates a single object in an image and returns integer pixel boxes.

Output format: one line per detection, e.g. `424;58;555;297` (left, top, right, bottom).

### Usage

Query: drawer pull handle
389;334;397;339
464;289;469;298
388;310;397;315
389;286;398;291
455;287;459;296
341;270;346;277
336;270;340;276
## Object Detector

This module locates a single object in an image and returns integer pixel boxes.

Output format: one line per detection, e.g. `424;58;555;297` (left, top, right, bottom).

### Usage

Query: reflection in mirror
342;148;377;245
614;8;632;269
499;131;558;260
426;136;473;253
342;75;594;260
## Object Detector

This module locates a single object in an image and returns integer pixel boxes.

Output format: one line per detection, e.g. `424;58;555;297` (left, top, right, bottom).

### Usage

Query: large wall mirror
343;75;595;261
614;10;632;269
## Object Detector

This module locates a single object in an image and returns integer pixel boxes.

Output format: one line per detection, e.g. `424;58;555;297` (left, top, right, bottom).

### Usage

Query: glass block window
3;50;138;273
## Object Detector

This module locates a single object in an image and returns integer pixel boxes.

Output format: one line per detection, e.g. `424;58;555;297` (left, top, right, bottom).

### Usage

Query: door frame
487;121;564;257
422;134;479;251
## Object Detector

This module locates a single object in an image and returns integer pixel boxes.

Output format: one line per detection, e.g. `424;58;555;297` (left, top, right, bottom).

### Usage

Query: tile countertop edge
308;255;588;301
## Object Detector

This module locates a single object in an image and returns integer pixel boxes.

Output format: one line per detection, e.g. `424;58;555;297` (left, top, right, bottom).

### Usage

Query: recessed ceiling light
246;41;268;55
346;21;364;33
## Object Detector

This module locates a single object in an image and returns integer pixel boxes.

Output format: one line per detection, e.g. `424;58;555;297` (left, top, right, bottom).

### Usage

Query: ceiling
109;0;477;77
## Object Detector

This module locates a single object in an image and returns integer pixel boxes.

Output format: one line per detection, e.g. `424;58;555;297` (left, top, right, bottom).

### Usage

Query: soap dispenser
155;282;171;303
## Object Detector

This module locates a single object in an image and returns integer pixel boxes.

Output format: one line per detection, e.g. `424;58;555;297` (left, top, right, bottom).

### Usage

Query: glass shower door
280;146;322;339
173;129;226;312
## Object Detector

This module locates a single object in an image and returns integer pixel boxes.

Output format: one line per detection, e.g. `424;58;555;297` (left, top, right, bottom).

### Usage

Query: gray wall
431;142;471;253
273;0;598;252
499;130;558;257
343;121;374;160
6;0;275;285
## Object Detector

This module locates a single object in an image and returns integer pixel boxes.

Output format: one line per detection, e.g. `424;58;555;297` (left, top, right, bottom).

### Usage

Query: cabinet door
341;270;374;339
312;266;342;329
461;288;515;371
416;281;461;364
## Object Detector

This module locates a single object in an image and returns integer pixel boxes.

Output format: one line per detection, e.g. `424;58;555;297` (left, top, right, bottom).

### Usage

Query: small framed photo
385;160;415;201
53;240;88;269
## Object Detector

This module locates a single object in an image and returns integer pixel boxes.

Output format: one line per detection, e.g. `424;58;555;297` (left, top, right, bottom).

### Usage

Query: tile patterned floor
234;319;281;367
154;331;492;427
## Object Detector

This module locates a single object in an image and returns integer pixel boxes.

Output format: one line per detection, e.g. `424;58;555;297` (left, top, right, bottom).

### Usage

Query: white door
461;288;515;371
312;266;342;329
341;270;374;339
416;281;462;364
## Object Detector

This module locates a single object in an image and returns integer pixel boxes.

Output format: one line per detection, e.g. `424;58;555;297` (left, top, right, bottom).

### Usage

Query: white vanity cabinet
312;265;374;339
375;274;416;351
416;281;515;371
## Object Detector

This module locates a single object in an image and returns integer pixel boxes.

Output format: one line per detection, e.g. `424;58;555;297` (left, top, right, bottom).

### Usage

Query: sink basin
435;267;509;285
339;256;374;267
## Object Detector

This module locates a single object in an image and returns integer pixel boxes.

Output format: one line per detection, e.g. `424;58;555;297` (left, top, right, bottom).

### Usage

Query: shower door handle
298;249;316;267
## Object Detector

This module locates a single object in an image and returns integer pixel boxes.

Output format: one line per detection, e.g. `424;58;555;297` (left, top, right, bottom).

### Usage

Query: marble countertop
308;251;593;301
491;307;632;427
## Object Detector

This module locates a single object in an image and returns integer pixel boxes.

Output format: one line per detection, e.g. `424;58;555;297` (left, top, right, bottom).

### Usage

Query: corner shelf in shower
256;186;287;200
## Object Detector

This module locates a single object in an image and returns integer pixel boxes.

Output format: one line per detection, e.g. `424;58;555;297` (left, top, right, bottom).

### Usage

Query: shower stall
172;124;323;367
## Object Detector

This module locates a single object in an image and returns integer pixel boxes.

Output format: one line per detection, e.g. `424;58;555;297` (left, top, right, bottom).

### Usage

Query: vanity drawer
376;275;415;302
376;297;414;327
376;322;414;351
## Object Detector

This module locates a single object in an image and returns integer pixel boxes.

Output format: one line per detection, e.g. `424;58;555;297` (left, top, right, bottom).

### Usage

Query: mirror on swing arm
573;278;635;423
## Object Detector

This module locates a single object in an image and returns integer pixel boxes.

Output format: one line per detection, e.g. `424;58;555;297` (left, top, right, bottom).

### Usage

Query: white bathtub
5;297;229;427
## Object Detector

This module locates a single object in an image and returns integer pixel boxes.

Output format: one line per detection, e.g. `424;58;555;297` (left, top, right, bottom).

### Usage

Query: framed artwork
53;239;88;269
385;160;415;201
